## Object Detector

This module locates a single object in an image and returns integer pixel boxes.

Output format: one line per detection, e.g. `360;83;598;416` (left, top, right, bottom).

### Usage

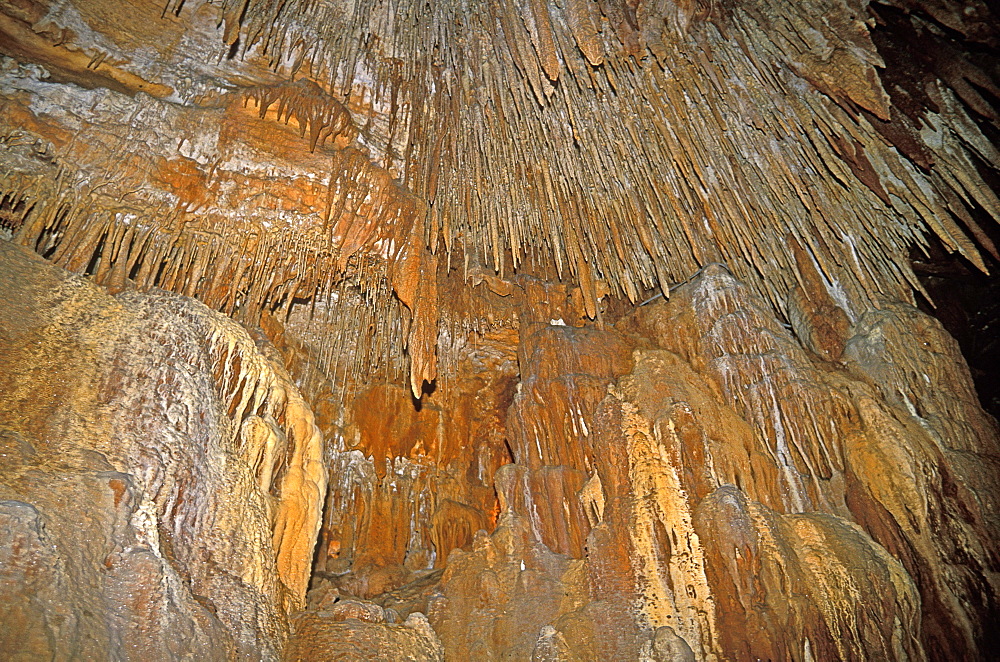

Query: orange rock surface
0;242;325;656
1;0;1000;660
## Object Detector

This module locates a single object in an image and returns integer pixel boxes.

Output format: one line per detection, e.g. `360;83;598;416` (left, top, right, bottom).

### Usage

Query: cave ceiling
0;0;998;397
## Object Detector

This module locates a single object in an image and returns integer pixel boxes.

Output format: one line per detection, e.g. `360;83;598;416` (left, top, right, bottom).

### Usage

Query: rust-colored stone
2;0;999;659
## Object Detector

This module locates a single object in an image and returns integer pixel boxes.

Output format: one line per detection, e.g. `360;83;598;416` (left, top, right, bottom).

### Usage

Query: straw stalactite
1;55;439;397
207;0;999;320
1;0;998;401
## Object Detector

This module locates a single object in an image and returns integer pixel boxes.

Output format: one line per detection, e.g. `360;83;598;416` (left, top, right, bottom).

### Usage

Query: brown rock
428;515;594;661
0;241;325;659
284;611;443;662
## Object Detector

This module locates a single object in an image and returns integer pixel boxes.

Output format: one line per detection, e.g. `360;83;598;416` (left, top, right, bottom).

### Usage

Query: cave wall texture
1;0;999;660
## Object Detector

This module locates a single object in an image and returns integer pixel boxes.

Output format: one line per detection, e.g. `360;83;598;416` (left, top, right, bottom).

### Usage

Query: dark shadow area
912;237;1000;420
869;1;1000;422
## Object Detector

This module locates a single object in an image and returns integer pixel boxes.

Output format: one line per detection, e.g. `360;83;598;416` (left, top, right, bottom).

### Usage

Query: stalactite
2;0;999;413
1;57;442;402
203;0;998;324
243;79;356;152
208;316;327;609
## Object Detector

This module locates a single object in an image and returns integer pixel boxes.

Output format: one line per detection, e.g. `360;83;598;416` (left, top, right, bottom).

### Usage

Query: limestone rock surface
284;610;444;662
0;241;325;660
1;0;999;659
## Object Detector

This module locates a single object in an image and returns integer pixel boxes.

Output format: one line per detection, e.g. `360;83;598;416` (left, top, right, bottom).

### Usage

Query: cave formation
1;0;999;659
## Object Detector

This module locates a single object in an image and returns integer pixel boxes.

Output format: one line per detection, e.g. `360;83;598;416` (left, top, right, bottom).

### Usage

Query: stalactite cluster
210;0;998;320
0;54;435;394
244;79;357;152
2;0;1000;660
2;0;998;398
208;309;327;609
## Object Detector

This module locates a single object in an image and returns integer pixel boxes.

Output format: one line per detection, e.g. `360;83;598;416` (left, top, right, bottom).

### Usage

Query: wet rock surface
1;0;999;658
0;242;325;660
4;240;1000;659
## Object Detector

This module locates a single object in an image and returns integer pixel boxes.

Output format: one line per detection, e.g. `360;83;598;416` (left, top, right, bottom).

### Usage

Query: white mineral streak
619;395;720;662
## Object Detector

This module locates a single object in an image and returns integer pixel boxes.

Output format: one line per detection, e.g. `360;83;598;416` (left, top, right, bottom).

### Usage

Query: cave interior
1;0;999;659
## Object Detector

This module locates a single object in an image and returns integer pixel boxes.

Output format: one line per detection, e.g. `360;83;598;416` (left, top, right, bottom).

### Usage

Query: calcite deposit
0;241;325;657
2;0;1000;660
